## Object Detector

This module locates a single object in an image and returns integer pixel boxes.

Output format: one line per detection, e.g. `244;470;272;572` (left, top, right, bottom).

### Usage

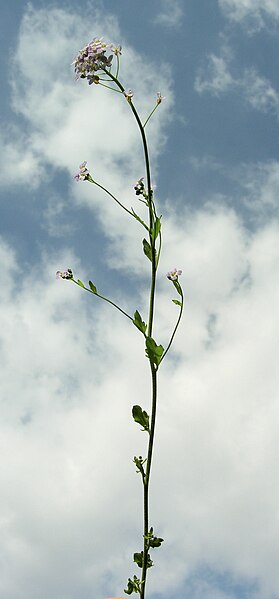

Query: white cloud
0;124;44;188
219;0;279;30
154;0;184;27
195;51;279;123
1;195;279;597
242;67;279;116
194;53;234;96
239;160;279;221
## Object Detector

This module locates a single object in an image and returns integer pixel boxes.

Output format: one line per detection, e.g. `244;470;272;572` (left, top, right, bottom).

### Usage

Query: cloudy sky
1;1;279;598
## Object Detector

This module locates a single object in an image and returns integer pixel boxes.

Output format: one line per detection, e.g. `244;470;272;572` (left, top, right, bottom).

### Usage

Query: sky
1;1;279;598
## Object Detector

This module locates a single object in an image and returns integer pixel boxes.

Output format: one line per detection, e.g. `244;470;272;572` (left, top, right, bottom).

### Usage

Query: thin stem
72;279;134;322
161;290;184;363
90;177;135;218
103;68;157;336
142;103;160;129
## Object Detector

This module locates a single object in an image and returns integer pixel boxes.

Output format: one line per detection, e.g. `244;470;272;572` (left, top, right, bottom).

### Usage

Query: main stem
141;362;157;599
105;69;158;598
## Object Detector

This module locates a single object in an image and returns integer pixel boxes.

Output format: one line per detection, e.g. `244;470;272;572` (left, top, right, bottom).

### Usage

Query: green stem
141;362;157;599
161;290;184;363
103;67;159;599
72;279;134;323
89;177;135;218
142;103;160;129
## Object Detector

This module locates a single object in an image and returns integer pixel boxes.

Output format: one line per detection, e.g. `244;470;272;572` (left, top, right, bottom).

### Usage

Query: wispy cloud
194;53;234;96
241;160;279;218
219;0;279;31
195;50;279;122
243;67;279;115
154;0;184;27
0;124;44;188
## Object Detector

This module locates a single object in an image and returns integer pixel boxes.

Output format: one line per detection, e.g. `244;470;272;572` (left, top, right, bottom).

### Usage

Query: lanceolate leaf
151;216;161;242
132;405;150;432
77;279;85;288
172;299;182;306
88;280;97;294
142;238;152;261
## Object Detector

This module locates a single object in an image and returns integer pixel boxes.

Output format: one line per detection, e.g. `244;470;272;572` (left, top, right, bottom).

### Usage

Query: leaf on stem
142;238;152;261
145;527;164;548
134;551;153;569
77;279;85;288
133;310;147;334
150;216;161;242
132;405;150;433
149;536;164;548
172;299;182;306
145;336;164;366
124;576;141;595
89;280;98;294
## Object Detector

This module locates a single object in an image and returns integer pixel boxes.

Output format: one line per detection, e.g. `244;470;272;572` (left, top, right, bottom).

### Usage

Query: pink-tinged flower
74;161;90;182
167;268;182;281
156;92;165;105
73;37;119;84
56;269;73;280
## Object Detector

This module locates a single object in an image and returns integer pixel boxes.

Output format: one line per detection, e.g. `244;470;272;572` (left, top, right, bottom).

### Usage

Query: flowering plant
57;37;183;599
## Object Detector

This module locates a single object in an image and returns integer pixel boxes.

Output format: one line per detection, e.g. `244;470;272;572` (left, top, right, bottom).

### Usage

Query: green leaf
133;552;143;568
149;536;164;548
133;310;147;334
132;405;150;432
151;216;161;241
134;551;153;569
144;527;164;548
172;299;182;306
124;575;141;595
145;337;164;366
142;238;152;261
77;279;85;288
131;208;149;231
88;280;97;294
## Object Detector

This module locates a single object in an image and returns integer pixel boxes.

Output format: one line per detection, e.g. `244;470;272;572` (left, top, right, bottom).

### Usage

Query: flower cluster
166;268;182;281
74;161;90;182
73;37;121;84
56;268;73;280
134;177;145;196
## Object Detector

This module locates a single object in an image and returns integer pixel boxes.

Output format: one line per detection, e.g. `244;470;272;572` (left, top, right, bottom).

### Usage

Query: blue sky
1;1;279;598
